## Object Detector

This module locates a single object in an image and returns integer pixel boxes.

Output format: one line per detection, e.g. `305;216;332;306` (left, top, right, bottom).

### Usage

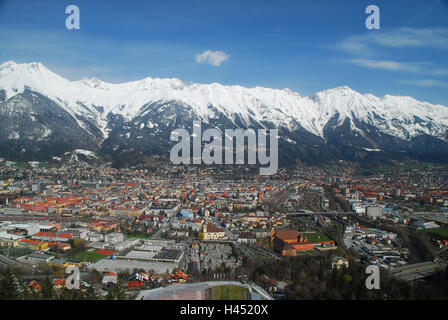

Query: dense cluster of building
0;159;447;295
344;224;408;269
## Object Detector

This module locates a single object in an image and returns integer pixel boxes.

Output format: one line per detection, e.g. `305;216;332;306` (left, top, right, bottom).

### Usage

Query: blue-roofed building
181;209;193;219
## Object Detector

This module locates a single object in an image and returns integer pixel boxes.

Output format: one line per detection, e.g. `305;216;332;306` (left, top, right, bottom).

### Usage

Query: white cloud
432;69;448;76
337;28;448;55
345;59;424;73
344;59;448;78
195;50;230;67
399;79;448;89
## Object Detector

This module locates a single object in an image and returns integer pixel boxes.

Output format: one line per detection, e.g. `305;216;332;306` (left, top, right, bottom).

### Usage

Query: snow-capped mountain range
1;60;448;165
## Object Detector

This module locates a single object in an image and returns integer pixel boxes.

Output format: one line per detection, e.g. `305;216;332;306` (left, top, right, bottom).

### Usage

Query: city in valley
0;156;447;300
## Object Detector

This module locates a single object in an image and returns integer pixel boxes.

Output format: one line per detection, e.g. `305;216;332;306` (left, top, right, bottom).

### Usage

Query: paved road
389;261;447;282
0;254;32;270
402;212;448;225
151;227;166;240
187;246;201;271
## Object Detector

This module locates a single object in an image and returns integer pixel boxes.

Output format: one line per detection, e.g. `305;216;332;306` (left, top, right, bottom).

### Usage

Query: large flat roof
141;245;163;252
153;249;183;261
88;259;177;274
124;250;156;259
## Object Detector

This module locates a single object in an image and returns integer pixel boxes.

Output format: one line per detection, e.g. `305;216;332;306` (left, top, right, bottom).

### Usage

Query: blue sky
1;0;448;104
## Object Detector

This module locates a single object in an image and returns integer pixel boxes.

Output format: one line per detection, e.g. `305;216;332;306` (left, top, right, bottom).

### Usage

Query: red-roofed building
273;229;334;256
32;232;73;242
169;271;189;283
200;224;226;241
53;279;66;288
29;280;41;291
19;239;48;250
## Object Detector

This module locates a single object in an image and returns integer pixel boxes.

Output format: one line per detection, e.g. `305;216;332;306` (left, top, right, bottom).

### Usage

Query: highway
0;253;35;272
401;211;448;225
286;211;356;216
0;253;24;267
389;261;447;282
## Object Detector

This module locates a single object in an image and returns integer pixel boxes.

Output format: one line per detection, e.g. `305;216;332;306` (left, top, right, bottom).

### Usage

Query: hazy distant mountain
1;60;448;166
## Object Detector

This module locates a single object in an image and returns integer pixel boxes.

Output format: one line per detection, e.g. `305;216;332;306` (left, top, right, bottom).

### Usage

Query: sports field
212;285;249;300
301;231;331;243
71;250;109;262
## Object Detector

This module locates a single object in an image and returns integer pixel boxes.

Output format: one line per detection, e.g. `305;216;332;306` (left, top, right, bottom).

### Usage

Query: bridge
286;211;356;216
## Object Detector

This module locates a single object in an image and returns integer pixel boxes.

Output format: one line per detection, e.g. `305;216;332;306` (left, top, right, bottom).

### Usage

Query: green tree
105;283;127;300
0;268;24;299
39;277;56;300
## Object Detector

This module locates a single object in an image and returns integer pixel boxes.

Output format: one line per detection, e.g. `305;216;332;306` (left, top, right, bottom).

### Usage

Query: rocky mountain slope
1;60;448;166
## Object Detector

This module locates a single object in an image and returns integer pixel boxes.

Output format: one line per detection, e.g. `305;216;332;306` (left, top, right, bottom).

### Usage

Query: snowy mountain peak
2;60;448;165
28;62;46;71
330;85;354;92
0;61;49;76
81;77;107;89
0;60;448;142
312;85;361;98
0;60;18;75
0;60;17;68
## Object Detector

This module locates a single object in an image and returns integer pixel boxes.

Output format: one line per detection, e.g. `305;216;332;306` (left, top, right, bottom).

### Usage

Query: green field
410;206;438;212
125;233;149;239
38;162;60;169
295;250;316;255
301;231;331;243
420;228;448;239
71;250;108;262
212;285;249;300
12;162;30;169
6;161;59;169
